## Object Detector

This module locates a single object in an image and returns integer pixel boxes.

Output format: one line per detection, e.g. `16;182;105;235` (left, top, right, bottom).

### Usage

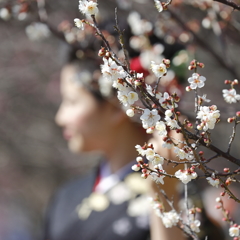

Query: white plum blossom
150;165;165;184
222;89;240;103
196;106;220;131
101;58;127;84
152;154;164;166
175;169;197;184
229;226;240;237
188;73;206;89
154;0;163;12
161;210;180;228
117;88;139;107
190;219;201;233
74;18;84;30
174;147;188;160
140;109;161;129
145;148;156;161
165;109;173;117
158;92;178;109
79;0;98;15
146;84;154;96
174;146;194;161
151;61;167;78
155;121;168;136
135;145;146;156
165;116;180;130
206;176;219;188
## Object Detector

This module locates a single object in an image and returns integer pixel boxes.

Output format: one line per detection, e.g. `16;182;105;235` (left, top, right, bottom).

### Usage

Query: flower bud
187;123;193;128
227;117;235;123
233;79;239;85
98;47;106;57
132;164;140;171
141;173;148;179
146;127;154;134
134;79;142;86
126;109;135;117
105;51;111;58
224;168;230;173
198;62;205;68
163;59;170;65
186;86;192;92
215;205;222;209
136;156;143;163
225;178;231;186
215;197;221;203
224;80;231;85
236;111;240;117
220;192;225;196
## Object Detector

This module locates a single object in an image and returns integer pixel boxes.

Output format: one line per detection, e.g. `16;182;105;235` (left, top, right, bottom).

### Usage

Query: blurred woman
44;56;153;240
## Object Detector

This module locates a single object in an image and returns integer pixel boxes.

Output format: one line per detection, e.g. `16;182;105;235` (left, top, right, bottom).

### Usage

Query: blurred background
0;0;240;239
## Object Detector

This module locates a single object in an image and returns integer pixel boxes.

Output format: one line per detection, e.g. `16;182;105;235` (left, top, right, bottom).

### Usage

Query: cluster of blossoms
175;167;198;184
174;144;194;161
132;144;166;184
150;197;180;228
188;208;201;233
196;105;220;131
71;2;240;238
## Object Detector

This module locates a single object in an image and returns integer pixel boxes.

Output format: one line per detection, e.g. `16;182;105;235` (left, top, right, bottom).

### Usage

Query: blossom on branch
154;0;163;13
188;73;206;89
196;105;220;131
74;18;84;30
150;61;167;78
155;121;167;136
79;0;98;16
222;88;240;103
101;58;126;83
140;109;161;129
229;225;240;237
117;88;139;107
175;169;197;184
150;165;166;184
206;176;219;188
160;210;180;228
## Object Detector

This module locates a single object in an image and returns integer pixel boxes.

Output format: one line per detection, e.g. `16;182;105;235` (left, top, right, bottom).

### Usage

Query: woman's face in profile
55;65;112;153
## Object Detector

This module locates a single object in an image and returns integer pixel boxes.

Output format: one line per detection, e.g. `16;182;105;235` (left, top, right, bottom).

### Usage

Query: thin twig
213;0;240;10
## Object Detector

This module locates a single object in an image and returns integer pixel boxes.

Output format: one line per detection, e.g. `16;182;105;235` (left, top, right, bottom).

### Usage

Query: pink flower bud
236;111;240;117
220;192;225;196
224;80;231;85
163;59;170;65
227;117;235;123
141;173;148;179
224;168;230;173
98;47;106;57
